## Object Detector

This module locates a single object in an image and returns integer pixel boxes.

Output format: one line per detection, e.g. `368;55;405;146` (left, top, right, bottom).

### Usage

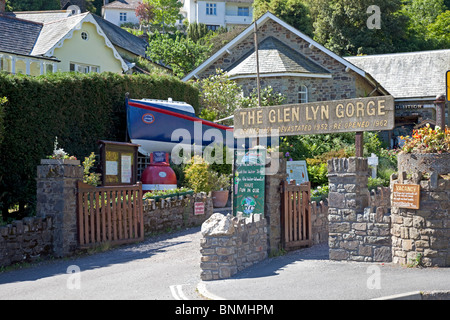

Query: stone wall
0;217;53;267
36;160;83;257
142;193;213;234
327;157;392;262
200;213;267;281
197;19;377;104
391;171;450;267
310;201;329;245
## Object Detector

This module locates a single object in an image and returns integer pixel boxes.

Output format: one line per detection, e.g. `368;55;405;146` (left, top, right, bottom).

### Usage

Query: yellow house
0;10;151;75
31;12;127;73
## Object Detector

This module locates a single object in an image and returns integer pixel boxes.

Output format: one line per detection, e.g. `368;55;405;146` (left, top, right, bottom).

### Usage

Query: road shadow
231;243;330;280
0;226;201;285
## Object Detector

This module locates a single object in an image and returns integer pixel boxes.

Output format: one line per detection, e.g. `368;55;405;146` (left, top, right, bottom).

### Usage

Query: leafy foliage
0;72;199;218
143;0;182;31
147;31;211;78
253;0;314;37
83;152;101;187
135;1;155;26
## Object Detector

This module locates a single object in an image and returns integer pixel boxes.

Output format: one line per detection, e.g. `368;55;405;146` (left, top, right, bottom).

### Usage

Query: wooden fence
77;181;144;247
281;180;312;250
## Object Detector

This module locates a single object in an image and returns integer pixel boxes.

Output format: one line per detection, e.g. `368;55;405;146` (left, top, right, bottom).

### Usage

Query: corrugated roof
225;36;330;77
345;50;450;99
0;15;43;55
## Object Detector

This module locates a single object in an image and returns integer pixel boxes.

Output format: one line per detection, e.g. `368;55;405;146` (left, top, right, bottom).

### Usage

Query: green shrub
0;72;199;218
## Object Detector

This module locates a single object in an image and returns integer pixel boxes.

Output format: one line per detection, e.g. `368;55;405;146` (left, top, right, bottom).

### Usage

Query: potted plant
41;136;79;165
211;172;231;208
398;124;450;175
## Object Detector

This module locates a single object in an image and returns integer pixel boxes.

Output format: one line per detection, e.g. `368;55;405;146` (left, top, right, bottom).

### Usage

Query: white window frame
298;85;308;103
70;62;100;74
206;3;217;15
238;7;249;17
120;12;127;22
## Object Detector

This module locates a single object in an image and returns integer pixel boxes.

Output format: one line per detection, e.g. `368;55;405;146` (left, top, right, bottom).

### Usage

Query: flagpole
254;20;261;108
253;20;261;148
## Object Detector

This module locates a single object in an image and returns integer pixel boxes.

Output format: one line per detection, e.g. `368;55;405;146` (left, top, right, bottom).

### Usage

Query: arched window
298;85;308;103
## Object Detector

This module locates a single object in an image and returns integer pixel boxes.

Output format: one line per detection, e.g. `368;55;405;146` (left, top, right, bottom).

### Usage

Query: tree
426;10;450;48
144;0;182;32
146;31;211;78
6;0;60;11
135;1;155;26
253;0;314;37
187;22;210;43
401;0;449;50
311;0;410;56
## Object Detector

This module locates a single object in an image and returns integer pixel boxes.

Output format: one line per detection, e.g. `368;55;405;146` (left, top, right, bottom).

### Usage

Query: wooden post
355;132;364;157
434;94;446;129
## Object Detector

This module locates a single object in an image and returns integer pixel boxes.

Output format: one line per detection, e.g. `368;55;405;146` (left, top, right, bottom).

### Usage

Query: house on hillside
102;0;254;30
0;5;157;75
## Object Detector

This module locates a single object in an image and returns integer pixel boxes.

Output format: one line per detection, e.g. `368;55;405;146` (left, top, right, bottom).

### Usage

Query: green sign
233;148;266;217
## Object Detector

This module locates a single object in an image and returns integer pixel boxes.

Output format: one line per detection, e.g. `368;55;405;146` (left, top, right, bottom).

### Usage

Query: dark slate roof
92;14;148;57
0;14;43;55
103;0;141;9
225;36;330;77
345;50;450;99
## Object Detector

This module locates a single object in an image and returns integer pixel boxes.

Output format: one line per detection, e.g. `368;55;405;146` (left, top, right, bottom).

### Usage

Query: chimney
0;0;6;13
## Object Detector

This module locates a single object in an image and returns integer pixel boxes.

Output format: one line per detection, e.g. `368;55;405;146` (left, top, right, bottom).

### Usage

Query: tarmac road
0;227;204;300
200;243;450;300
0;225;448;300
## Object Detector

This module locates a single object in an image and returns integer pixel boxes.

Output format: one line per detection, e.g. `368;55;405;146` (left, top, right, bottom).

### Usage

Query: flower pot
398;153;450;175
212;190;229;208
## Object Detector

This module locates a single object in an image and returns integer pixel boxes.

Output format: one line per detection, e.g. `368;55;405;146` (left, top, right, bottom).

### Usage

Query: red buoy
141;152;177;192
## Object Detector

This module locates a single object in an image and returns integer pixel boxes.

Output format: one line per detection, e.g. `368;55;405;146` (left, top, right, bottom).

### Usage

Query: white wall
103;8;140;26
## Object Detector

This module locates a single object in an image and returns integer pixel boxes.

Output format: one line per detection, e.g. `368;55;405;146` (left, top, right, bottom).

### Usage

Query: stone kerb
391;153;450;267
327;157;392;262
200;213;268;281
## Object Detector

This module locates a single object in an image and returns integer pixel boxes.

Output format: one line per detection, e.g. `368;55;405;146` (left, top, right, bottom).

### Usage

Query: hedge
0;71;199;218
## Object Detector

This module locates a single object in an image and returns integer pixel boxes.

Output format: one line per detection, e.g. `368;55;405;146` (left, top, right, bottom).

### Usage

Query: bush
0;72;199;218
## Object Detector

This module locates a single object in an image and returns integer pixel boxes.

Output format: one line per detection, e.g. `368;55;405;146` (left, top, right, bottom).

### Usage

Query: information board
286;160;309;185
392;183;420;209
233;148;266;217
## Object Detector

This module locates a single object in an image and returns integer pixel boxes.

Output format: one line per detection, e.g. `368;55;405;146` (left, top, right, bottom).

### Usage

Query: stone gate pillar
264;152;287;254
36;159;83;257
327;157;391;262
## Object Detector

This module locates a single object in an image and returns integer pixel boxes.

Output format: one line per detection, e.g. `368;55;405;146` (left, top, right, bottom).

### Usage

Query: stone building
183;12;389;104
346;50;450;147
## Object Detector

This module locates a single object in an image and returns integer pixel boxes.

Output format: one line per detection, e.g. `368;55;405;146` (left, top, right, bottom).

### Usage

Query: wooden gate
77;181;144;248
281;180;312;250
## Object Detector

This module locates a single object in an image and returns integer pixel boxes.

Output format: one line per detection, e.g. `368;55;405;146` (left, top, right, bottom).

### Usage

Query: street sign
233;95;395;138
194;202;205;215
446;70;450;102
233;148;266;217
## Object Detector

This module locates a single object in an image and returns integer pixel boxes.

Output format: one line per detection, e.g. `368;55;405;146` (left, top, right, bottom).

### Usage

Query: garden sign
233;148;266;217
